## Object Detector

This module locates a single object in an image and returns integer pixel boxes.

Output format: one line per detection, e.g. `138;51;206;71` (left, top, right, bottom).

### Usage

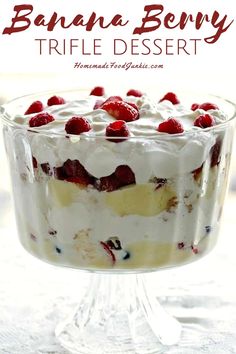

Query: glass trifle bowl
1;88;235;354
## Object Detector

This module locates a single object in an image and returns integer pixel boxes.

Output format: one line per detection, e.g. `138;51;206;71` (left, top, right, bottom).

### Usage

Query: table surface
0;193;236;354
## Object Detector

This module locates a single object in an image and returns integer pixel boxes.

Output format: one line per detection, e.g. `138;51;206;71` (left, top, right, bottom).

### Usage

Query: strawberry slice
102;100;139;122
93;100;104;110
96;174;121;192
126;102;139;111
115;165;135;185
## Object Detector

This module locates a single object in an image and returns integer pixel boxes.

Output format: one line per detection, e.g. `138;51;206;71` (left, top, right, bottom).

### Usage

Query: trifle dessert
2;87;235;271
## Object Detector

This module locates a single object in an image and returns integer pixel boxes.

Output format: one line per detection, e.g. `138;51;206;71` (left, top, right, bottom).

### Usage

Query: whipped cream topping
14;94;227;135
13;94;228;180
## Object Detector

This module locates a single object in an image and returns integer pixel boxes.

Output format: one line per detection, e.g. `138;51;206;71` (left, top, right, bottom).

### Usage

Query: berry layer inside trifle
7;87;232;270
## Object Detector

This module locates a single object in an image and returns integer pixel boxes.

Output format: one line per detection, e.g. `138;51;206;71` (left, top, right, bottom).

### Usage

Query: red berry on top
191;103;199;111
29;112;55;127
115;165;135;185
25;101;44;115
90;86;105;96
93;100;104;110
157;118;184;134
127;89;143;97
106;120;130;142
159;92;180;105
194;114;215;129
102;101;139;122
199;102;219;111
47;96;65;106
126;102;139;111
101;96;123;107
65;117;91;135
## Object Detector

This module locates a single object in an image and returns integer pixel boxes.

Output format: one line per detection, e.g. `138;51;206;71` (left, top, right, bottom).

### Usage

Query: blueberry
205;226;212;234
55;247;62;254
123;251;130;260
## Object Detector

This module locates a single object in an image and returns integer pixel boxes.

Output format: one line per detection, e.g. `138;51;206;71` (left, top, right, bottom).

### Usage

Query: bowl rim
1;88;236;139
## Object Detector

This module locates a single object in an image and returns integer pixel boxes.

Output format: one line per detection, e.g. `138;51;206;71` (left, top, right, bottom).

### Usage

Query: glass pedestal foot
56;274;181;354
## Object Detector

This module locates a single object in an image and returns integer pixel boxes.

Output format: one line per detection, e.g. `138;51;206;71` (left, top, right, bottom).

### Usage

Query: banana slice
48;179;83;207
105;183;177;216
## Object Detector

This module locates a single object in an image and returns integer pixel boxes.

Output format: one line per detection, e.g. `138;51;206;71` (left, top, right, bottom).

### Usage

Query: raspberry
32;156;38;168
100;241;116;264
47;95;65;106
194;114;215;129
93;100;104;110
65;117;91;135
210;139;222;167
191;103;199;111
127;89;143;97
115;165;135;185
102;101;139;122
126;102;139;111
199;102;219;111
61;159;94;186
25;101;44;115
90;86;105;96
106;120;130;142
53;166;67;180
159;92;180;105
62;159;87;178
29;112;55;127
96;174;121;192
157;118;184;134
